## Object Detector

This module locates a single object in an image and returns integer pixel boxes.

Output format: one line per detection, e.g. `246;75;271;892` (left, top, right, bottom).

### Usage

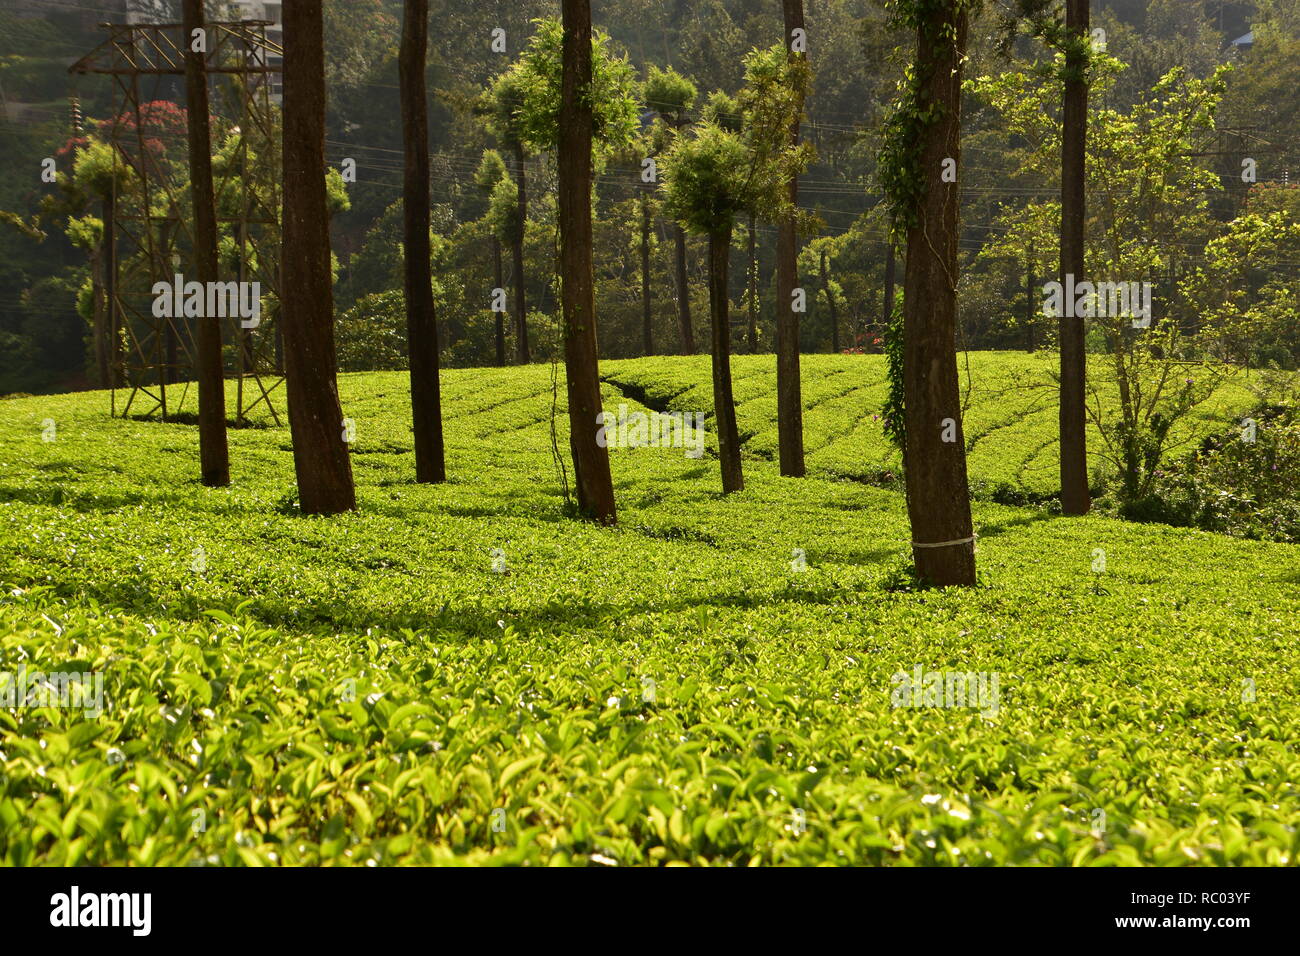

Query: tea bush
1;356;1296;865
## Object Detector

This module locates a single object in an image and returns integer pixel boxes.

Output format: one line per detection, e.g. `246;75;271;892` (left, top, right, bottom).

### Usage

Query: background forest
2;0;1296;393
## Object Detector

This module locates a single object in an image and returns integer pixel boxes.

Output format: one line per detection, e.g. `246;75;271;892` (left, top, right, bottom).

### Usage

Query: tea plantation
1;354;1297;866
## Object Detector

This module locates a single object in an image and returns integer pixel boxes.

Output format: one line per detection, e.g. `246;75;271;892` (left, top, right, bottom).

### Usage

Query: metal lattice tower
70;20;284;424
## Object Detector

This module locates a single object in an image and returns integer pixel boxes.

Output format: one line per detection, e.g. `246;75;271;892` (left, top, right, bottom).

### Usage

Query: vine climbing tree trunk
280;0;355;515
182;0;229;488
558;0;616;523
400;0;446;483
899;0;975;586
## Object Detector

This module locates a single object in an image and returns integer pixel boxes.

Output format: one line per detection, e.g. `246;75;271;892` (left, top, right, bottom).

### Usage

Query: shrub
336;290;408;372
1120;403;1300;542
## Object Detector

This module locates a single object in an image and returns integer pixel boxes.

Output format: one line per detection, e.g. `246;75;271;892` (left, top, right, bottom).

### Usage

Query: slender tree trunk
1059;0;1091;515
1114;345;1138;498
512;143;530;364
400;0;446;483
280;0;355;515
747;213;758;353
1026;261;1036;353
776;0;806;477
182;0;230;488
558;0;616;523
821;247;838;352
901;0;975;586
641;192;653;355
674;223;694;353
492;235;505;365
710;228;743;493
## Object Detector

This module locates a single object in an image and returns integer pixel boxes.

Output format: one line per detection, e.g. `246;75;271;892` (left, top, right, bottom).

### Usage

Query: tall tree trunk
747;213;758;353
641;192;653;355
901;0;975;586
673;223;694;353
558;0;616;524
281;0;355;515
709;229;743;493
400;0;446;483
512;143;530;364
492;235;505;365
776;0;806;477
1059;0;1091;515
821;247;839;352
182;0;230;488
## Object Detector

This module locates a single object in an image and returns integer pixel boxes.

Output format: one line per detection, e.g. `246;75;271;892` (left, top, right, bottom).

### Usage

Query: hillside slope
0;357;1295;866
601;352;1257;494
